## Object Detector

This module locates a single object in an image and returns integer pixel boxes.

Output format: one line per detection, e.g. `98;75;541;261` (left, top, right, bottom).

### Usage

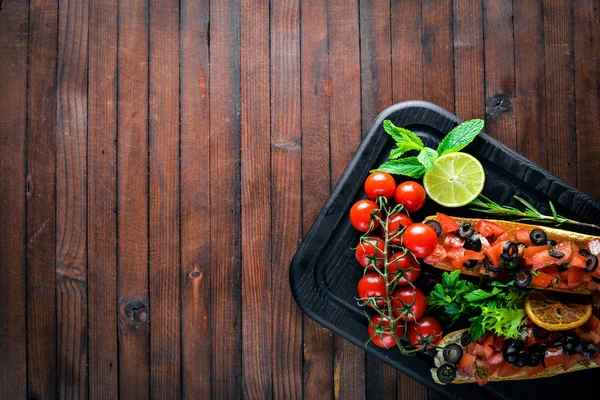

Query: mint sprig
372;119;485;177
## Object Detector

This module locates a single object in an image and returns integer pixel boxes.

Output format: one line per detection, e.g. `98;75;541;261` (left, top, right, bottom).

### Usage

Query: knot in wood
120;297;149;326
485;93;513;120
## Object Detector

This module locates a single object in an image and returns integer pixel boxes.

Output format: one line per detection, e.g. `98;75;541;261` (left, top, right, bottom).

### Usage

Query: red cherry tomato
350;199;381;232
407;316;443;349
358;272;387;307
364;171;396;200
355;237;385;270
403;223;438;258
368;315;405;349
384;213;413;245
391;287;427;321
394;181;427;213
388;252;420;285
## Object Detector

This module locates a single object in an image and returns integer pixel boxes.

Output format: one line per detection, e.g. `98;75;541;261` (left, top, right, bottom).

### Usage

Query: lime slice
423;152;485;207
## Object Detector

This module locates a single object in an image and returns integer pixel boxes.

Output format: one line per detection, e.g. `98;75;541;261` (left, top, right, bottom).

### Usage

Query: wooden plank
391;0;423;101
422;0;454;111
117;0;150;397
180;0;212;398
240;0;272;398
0;0;28;397
300;0;333;397
397;376;429;400
209;0;242;396
514;0;547;167
56;0;89;397
271;0;303;397
26;1;59;398
148;0;180;397
327;0;365;398
543;0;576;184
453;0;485;119
483;0;516;149
88;0;118;398
574;0;600;199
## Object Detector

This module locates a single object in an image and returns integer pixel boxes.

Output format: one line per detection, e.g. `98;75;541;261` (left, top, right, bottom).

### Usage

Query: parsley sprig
373;119;485;178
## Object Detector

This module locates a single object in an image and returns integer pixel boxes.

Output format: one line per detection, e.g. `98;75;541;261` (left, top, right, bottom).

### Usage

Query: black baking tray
289;101;600;400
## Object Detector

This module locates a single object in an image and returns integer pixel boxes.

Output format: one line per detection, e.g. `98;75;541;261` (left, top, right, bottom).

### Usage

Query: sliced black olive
569;343;584;355
443;343;464;364
528;351;542;367
483;256;504;273
579;249;591;257
436;363;457;384
460;332;471;346
458;222;475;238
425;220;442;237
514;351;528;368
593;276;600;285
514;268;532;288
505;353;518;364
585;254;598;273
557;265;568;273
547;239;557;246
549;250;565;259
463;259;478;269
533;325;549;340
464;235;482;252
503;340;523;358
582;343;598;358
551;339;564;348
502;241;519;261
529;343;547;355
530;229;548;246
562;333;580;351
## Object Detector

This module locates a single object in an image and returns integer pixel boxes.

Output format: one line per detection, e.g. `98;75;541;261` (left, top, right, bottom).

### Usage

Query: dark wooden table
1;0;599;398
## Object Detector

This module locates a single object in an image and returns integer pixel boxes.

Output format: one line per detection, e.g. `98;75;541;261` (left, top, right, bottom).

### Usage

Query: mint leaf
389;141;423;159
437;119;484;156
417;147;438;171
372;157;426;178
383;120;424;150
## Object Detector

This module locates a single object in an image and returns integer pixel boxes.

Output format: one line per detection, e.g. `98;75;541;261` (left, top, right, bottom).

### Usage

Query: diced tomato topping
464;250;485;260
466;342;476;354
488;352;503;365
526;364;546;377
558;271;569;281
483;345;495;360
533;250;560;270
567;266;585;289
493;336;505;352
451;256;468;270
545;347;563;367
578;330;600;346
474;359;490;386
475;234;491;250
516;228;532;246
531;271;553;288
443;234;465;248
471;343;486;357
475;220;506;240
523;245;551;259
588;238;600;256
569;245;587;269
423;244;446;266
484;240;506;267
539;265;559;276
436;213;459;234
458;353;476;376
496;362;522;378
587;315;600;333
593;353;600;366
488;363;501;377
446;246;465;260
562;353;585;371
554;242;573;264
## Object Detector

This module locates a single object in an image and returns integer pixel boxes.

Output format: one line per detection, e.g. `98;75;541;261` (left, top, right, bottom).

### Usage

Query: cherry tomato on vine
364;171;396;200
407;316;443;349
385;212;413;246
355;237;386;269
403;223;438;258
391;287;427;321
394;181;427;213
368;315;405;349
350;199;381;232
357;272;387;307
388;252;421;285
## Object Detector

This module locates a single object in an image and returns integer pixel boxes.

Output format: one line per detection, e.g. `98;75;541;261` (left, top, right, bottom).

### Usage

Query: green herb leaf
383;120;424;150
469;315;484;341
372;157;426;178
389;141;423;159
464;287;501;303
417;147;438;171
437;119;484;156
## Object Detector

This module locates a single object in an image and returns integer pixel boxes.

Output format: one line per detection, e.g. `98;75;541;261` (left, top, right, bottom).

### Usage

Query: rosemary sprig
469;194;600;230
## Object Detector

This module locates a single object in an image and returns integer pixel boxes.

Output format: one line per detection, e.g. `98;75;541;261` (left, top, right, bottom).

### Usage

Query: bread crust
423;216;599;295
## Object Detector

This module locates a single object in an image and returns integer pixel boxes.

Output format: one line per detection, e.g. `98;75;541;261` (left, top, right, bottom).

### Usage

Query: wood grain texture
483;0;516;149
0;0;28;397
422;0;455;111
392;0;423;101
88;0;118;397
453;0;484;119
271;0;303;398
543;0;576;184
514;0;547;167
180;0;212;398
117;0;150;398
240;0;272;398
26;1;59;397
149;0;181;397
56;0;89;397
300;0;334;397
574;0;600;200
209;0;242;396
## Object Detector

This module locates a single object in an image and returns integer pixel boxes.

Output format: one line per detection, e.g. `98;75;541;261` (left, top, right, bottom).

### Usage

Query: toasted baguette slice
423;216;599;295
431;329;599;385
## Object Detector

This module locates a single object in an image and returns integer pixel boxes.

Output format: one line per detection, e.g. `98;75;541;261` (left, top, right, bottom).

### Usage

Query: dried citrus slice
525;292;592;331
